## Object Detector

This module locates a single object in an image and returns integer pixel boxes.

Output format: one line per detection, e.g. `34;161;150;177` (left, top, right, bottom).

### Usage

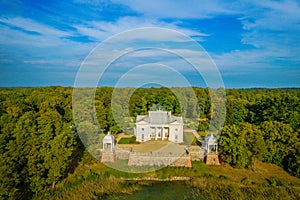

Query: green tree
259;121;297;166
219;125;250;168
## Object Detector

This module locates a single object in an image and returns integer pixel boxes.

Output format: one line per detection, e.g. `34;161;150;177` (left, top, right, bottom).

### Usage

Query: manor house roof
136;110;183;125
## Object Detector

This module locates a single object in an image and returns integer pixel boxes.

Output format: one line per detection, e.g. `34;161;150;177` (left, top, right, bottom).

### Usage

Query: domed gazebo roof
205;134;217;145
103;132;115;143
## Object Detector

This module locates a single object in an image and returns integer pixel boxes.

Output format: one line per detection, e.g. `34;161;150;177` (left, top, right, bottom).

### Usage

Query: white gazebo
102;132;115;152
204;134;218;154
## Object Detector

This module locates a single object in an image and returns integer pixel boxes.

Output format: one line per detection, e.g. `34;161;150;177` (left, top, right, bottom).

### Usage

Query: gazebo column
162;127;165;140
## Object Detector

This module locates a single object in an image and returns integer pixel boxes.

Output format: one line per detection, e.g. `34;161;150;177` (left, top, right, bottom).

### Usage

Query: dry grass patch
208;161;300;185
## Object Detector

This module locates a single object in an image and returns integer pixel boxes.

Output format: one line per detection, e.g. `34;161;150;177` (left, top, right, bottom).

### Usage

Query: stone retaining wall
121;177;192;181
101;146;202;167
128;152;192;167
115;147;130;160
189;146;205;161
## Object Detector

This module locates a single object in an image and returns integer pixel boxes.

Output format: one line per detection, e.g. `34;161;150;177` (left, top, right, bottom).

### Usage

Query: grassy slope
35;160;300;200
208;162;300;185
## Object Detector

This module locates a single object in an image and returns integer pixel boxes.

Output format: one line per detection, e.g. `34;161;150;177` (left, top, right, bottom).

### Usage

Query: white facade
134;110;183;143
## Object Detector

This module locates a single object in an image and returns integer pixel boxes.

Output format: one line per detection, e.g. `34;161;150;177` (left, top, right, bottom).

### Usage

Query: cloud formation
0;0;299;87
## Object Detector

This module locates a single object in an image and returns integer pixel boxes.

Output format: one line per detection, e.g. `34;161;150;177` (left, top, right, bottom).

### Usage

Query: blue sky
0;0;299;88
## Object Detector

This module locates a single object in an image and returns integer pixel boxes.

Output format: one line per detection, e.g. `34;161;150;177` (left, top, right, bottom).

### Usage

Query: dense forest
0;86;299;199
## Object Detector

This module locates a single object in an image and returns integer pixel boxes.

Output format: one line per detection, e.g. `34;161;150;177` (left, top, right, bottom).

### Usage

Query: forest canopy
0;86;299;198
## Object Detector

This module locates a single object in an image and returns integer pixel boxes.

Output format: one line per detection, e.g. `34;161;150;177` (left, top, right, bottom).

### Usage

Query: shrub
266;177;283;187
85;172;99;181
161;174;168;180
130;136;140;144
219;175;228;180
241;177;252;185
203;173;214;179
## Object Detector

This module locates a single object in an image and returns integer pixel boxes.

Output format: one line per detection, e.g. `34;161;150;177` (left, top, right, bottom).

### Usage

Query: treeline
0;87;78;199
94;87;213;134
224;88;299;129
0;86;299;198
219;122;299;177
219;89;300;178
93;87;299;133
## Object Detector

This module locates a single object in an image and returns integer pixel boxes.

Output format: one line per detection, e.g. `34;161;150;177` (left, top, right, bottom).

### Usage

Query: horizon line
1;85;299;90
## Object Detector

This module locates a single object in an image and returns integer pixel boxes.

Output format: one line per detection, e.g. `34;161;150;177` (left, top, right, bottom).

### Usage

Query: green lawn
183;132;196;145
118;138;132;144
118;136;140;144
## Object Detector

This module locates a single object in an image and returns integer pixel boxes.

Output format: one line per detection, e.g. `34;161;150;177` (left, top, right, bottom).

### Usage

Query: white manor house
134;110;184;143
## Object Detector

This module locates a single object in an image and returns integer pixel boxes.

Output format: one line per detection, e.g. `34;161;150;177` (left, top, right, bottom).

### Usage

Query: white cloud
99;0;300;81
0;18;71;48
239;0;300;45
0;17;71;37
1;0;299;87
0;17;95;71
251;0;300;31
212;46;299;77
74;16;208;42
111;0;235;18
205;0;300;77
